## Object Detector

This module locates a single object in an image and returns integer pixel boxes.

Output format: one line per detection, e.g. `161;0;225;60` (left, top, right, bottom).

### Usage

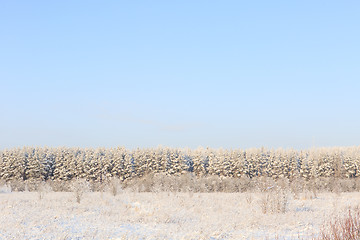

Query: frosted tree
343;151;358;178
153;147;164;174
52;148;67;180
182;149;194;173
143;148;157;176
232;150;246;178
258;148;270;178
2;146;360;183
122;151;135;180
299;152;312;180
221;150;234;177
286;149;300;180
332;151;344;178
0;149;15;181
317;154;334;177
25;148;42;180
40;147;56;180
207;149;219;176
191;148;206;176
243;149;262;178
169;149;188;175
71;149;86;179
110;147;126;179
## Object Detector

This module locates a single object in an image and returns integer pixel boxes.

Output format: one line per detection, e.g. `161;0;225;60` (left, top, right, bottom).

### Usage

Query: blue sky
1;1;359;150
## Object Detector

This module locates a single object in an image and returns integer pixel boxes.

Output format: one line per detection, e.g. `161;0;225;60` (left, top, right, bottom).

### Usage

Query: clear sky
1;1;359;150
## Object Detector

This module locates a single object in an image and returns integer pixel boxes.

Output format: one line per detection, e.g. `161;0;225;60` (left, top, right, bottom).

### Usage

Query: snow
0;190;359;239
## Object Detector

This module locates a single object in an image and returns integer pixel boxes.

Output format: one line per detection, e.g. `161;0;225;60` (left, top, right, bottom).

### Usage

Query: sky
1;1;359;150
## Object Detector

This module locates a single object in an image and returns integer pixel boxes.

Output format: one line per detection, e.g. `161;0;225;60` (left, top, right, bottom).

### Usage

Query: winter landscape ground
0;183;359;239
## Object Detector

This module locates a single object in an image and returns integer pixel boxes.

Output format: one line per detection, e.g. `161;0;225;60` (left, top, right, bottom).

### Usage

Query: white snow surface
0;190;359;239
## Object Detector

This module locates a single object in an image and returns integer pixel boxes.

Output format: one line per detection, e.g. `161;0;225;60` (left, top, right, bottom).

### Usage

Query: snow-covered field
0;189;359;239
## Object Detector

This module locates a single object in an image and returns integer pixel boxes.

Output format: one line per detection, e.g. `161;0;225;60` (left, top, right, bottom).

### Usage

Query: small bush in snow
70;178;90;203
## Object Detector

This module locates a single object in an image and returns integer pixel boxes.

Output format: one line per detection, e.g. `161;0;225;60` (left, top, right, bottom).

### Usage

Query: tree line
0;146;359;183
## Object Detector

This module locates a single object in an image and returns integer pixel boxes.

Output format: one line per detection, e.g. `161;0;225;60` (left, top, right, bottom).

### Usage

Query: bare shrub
178;173;195;192
37;181;53;200
338;178;357;192
136;174;155;192
8;180;26;191
0;181;11;193
317;209;360;240
89;180;105;192
306;179;318;199
256;176;276;192
274;188;289;213
355;178;360;191
49;179;72;192
259;192;271;214
222;177;237;192
258;183;289;214
205;175;222;192
290;177;305;199
70;178;90;203
327;177;341;196
24;179;42;191
237;176;255;192
151;173;166;192
168;174;181;192
196;177;210;192
245;192;253;205
107;177;122;196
